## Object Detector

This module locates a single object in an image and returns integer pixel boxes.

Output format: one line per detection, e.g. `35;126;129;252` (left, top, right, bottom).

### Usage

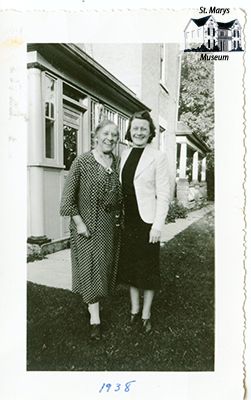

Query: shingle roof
217;20;237;29
191;16;211;27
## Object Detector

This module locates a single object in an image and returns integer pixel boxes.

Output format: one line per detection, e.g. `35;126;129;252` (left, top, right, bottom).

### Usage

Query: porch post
192;151;199;182
27;68;49;244
28;68;44;164
179;142;187;179
201;156;207;181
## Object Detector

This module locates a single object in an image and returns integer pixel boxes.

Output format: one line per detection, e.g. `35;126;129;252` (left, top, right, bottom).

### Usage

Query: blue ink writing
99;381;136;393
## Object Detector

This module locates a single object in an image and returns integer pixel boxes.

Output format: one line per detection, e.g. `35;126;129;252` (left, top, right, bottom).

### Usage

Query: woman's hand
72;215;91;238
77;222;91;238
149;228;161;244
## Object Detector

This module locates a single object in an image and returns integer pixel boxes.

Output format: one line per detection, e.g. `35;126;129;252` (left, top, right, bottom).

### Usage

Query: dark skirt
118;200;160;290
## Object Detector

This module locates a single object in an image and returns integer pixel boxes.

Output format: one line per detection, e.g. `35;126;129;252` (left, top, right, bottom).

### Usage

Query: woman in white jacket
118;110;170;333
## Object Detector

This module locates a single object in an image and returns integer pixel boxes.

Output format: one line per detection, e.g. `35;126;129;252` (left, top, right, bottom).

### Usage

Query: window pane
50;103;54;119
45;75;55;119
45;102;50;117
63;125;78;170
45;119;54;158
118;115;129;142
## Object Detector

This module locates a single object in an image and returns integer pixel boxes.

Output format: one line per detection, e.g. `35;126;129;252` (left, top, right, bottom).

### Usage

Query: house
27;43;148;245
184;15;242;51
81;43;181;198
27;43;209;248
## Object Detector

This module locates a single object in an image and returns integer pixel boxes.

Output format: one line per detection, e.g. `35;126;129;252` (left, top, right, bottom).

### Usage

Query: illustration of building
27;43;209;248
184;15;242;51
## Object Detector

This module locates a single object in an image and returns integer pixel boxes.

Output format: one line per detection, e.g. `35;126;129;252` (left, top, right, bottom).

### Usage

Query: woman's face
130;118;151;147
96;123;119;154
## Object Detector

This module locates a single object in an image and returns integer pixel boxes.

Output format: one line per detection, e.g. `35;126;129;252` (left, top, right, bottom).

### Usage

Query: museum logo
184;14;243;60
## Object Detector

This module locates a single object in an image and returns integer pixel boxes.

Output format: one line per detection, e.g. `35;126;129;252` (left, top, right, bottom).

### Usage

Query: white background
0;1;250;399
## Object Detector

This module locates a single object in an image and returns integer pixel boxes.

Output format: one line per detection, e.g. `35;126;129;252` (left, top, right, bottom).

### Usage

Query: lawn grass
27;211;214;371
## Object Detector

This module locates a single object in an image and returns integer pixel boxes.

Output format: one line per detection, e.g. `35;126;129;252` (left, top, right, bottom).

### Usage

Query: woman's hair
125;110;156;143
94;119;119;136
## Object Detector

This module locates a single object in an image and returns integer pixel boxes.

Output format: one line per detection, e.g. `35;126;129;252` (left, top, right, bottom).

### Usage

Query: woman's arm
151;152;170;233
60;157;81;217
60;156;91;237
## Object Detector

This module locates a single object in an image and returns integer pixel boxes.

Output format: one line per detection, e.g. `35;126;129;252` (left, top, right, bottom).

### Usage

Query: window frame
62;105;83;171
42;71;59;166
118;113;129;145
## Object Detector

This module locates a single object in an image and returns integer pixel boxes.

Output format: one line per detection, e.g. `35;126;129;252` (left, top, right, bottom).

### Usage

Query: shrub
166;200;188;223
27;244;46;263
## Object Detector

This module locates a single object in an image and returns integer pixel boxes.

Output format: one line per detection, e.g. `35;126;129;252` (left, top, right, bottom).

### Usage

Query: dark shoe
90;324;101;340
130;312;140;325
142;318;152;333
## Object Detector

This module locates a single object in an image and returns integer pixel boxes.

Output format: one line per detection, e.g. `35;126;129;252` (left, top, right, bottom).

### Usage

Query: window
234;41;236;49
63;107;82;170
213;28;215;36
103;107;116;122
208;39;210;49
213;39;215;48
118;114;129;143
90;99;99;149
44;75;56;159
233;30;236;37
237;30;240;38
89;100;117;148
63;82;88;108
63;125;78;171
207;27;210;35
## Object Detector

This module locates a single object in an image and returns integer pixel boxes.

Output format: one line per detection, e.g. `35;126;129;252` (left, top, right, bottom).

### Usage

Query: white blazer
120;144;170;231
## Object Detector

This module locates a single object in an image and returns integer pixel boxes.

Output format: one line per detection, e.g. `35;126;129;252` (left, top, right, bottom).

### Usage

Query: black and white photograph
0;2;248;399
26;43;215;371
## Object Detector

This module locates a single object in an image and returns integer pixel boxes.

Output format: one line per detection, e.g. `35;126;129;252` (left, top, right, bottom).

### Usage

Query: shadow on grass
27;211;214;371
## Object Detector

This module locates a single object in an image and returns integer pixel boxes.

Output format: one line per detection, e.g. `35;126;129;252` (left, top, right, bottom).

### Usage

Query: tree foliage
178;54;215;168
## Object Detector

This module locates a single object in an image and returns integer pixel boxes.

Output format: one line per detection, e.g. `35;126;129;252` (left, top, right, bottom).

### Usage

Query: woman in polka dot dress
60;120;123;340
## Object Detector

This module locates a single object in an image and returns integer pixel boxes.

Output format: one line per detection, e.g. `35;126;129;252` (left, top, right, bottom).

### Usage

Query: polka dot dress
60;152;123;304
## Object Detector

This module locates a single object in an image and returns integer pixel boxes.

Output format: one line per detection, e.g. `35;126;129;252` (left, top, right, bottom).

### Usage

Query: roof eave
27;43;150;113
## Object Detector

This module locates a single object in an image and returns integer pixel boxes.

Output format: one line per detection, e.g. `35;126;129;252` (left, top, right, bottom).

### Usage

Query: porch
175;121;211;209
